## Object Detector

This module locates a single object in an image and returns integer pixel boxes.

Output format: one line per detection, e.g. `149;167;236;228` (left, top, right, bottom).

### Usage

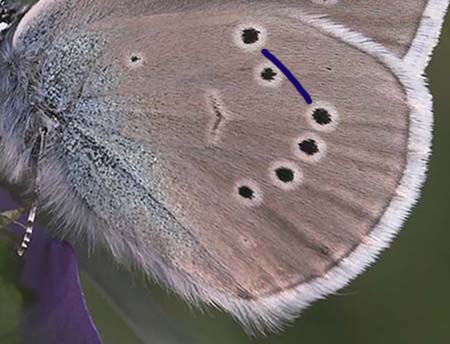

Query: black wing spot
270;161;303;190
241;28;261;44
255;63;283;87
299;139;319;155
312;108;332;125
293;133;326;163
127;53;144;68
306;103;339;131
130;55;141;63
261;67;277;81
235;24;266;51
276;168;295;183
235;180;263;206
239;186;255;200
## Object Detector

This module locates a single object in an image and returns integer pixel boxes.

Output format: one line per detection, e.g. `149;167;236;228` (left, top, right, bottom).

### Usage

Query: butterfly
0;0;448;335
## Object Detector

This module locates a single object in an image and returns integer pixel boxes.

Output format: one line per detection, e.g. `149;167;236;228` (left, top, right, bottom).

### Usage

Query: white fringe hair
191;2;449;333
103;2;449;335
6;0;449;336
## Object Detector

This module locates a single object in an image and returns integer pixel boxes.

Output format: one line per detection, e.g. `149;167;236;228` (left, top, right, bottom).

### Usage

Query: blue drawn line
261;48;313;105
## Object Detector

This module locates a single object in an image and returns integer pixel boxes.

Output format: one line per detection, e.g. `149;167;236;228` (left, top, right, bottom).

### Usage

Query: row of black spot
238;107;333;202
240;28;281;84
236;26;335;202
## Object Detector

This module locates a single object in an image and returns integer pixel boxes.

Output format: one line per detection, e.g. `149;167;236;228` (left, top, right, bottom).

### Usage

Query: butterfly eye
306;103;339;131
293;133;327;163
235;180;263;206
270;161;303;191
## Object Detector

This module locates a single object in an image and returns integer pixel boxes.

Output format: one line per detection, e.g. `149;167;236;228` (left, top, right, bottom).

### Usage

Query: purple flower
0;188;102;344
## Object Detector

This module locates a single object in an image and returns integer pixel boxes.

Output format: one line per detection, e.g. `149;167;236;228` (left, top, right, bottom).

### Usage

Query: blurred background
1;1;450;343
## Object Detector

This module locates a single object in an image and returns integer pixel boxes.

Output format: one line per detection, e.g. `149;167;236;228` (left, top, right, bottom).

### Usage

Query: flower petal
0;188;102;344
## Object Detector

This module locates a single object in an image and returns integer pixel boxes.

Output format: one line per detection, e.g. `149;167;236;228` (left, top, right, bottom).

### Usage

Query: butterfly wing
291;0;450;72
296;0;431;58
12;0;448;333
15;0;447;61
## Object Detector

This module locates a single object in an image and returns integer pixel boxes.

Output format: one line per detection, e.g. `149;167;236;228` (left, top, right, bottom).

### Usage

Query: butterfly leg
17;127;48;257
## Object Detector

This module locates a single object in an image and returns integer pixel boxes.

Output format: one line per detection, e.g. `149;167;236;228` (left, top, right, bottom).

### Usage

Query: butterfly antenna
17;127;48;257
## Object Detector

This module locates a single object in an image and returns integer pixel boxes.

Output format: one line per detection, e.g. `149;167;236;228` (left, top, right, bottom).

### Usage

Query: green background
1;2;450;343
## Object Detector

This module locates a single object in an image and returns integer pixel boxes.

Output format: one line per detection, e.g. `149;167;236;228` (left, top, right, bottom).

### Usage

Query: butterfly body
0;0;448;334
